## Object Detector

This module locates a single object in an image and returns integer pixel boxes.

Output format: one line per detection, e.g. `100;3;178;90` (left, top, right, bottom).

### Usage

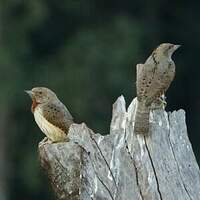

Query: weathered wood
39;142;81;200
39;96;200;200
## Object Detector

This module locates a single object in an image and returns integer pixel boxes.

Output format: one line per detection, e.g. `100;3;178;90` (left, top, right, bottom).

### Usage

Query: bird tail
134;101;150;135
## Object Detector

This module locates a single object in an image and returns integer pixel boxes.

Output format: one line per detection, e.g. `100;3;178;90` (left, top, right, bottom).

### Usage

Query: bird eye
39;91;42;94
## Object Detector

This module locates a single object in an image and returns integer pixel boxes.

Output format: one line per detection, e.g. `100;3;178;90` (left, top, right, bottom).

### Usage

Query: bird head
25;87;57;104
25;87;57;112
156;43;181;58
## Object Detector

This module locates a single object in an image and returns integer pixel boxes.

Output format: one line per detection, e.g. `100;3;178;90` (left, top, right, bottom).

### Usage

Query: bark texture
39;97;200;200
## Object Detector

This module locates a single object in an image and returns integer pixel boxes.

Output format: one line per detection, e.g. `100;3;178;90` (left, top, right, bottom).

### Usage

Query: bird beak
174;44;181;50
25;90;34;98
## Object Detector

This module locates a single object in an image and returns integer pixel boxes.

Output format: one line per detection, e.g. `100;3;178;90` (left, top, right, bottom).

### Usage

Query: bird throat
31;98;39;113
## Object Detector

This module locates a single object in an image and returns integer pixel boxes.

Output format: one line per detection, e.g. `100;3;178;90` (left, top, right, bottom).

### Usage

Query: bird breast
34;106;66;142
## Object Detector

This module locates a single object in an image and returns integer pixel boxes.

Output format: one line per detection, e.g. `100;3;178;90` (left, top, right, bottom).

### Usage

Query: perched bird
25;87;74;142
134;43;180;135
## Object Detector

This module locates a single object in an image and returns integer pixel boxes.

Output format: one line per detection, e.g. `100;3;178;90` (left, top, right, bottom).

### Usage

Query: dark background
0;0;199;199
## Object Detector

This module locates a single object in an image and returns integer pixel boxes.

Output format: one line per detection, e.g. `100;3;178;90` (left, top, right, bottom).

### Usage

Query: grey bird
134;43;180;135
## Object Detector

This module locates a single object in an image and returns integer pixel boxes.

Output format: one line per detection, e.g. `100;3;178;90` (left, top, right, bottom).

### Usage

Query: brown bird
25;87;74;142
134;43;180;135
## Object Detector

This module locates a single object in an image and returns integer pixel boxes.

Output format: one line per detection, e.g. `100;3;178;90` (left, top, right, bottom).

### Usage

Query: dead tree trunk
39;97;200;200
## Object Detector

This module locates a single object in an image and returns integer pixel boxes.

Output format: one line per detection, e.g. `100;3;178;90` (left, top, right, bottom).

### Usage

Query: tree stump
39;96;200;200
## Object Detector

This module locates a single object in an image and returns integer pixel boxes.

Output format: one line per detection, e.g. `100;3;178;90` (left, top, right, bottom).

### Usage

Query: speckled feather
136;61;175;106
42;100;73;134
27;87;74;142
135;43;178;134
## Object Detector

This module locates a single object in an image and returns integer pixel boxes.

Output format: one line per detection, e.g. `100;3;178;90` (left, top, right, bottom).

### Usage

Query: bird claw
151;95;167;110
38;137;52;148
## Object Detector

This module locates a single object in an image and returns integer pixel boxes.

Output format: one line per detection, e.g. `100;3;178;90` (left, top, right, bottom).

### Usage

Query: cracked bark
38;97;200;200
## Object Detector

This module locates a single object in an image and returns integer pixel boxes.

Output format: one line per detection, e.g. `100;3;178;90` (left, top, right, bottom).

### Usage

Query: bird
25;87;74;142
134;43;180;135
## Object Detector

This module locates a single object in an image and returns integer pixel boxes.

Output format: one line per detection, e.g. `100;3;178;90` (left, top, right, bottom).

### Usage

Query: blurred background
0;0;199;199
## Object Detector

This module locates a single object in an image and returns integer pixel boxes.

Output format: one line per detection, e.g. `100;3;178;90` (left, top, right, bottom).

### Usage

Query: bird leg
151;94;167;110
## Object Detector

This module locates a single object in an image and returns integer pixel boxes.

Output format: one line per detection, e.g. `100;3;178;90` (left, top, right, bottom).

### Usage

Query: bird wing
136;63;155;102
42;101;73;133
144;62;175;106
